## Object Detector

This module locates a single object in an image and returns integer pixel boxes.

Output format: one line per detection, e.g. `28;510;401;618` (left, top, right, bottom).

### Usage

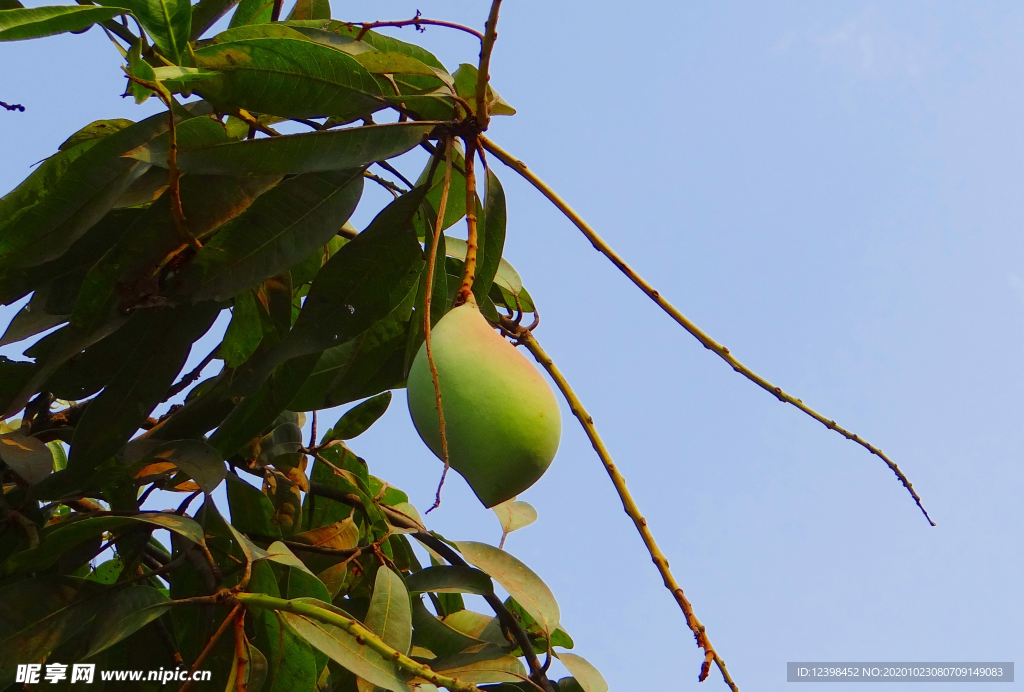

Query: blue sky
2;1;1022;690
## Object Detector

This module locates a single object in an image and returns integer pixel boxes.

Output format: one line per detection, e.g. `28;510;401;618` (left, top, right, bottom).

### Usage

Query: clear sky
2;1;1022;690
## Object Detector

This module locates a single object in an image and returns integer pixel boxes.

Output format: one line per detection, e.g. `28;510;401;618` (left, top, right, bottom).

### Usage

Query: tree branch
234;592;482;692
353;12;484;42
1;101;25;112
455;137;479;305
474;0;504;131
479;134;934;526
512;327;739;691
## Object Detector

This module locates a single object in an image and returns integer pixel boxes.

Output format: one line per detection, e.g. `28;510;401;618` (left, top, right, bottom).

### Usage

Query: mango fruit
407;299;561;507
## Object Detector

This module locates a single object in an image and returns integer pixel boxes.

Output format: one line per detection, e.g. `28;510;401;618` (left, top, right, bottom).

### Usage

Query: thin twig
375;160;414;189
177;604;241;692
231;109;280;137
165;345;220;401
474;0;504;131
177;491;202;515
425;139;455;514
363;170;406;197
353;11;484;42
270;0;283;22
117;552;187;585
310;411;317;449
454;137;479;305
1;101;25;112
480;135;934;526
513;327;739;691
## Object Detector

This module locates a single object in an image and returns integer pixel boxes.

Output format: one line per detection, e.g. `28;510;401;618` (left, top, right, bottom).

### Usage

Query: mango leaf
491;500;537;537
427;654;527;685
365;566;412;655
555;653;608;692
173;169;363;302
229;0;272;27
0;288;66;347
279;186;425;361
72;173;279;333
221;290;264;367
126;38;155;104
286;0;328;22
452;63;516;117
415;143;467;231
0;431;54;484
248;562;319;692
409;596;483;658
405;566;493;597
67;303;221;477
126;121;435;176
444;237;521;296
0;577;106;686
227;472;282;539
141;439;226;493
188;0;239;40
81;585;170;659
188;38;383;121
325;392;392;441
474;169;507;303
0;5;126;41
454;542;560;636
2;514;205;576
351;51;441;78
280;606;410;692
59;119;135;151
0;110;180;269
99;0;190;63
260;541;316;575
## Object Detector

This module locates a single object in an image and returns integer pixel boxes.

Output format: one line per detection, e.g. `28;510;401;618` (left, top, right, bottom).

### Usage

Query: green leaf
189;0;239;40
279;187;426;360
491;500;537;536
415;144;467;231
405;566;493;597
188;38;384;121
227;472;282;539
286;0;328;21
222;290;264;367
351;51;441;78
72;173;279;333
0;431;54;484
248;562;319;692
126;38;156;104
444;237;521;297
454;542;560;635
0;5;127;41
326;392;392;441
141;439;226;492
0;287;67;347
429;654;527;685
555;654;608;692
126;121;436;176
86;558;124;584
0;111;179;270
475;169;508;302
99;0;190;63
279;606;410;692
228;0;272;27
365;566;412;655
2;514;205;576
67;303;221;476
173;170;363;302
81;585;170;659
0;577;106;686
59;119;135;151
409;595;483;658
452;63;516;117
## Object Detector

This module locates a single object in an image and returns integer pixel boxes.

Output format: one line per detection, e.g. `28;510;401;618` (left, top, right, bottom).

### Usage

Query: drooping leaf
474;169;508;302
72;173;279;333
99;0;190;63
325;392;392;441
409;596;483;658
140;439;226;492
81;585;170;659
126;121;436;176
67;303;221;476
454;542;560;635
173;169;363;302
555;654;608;692
227;472;282;539
492;500;538;537
280;606;410;692
0;431;54;484
365;566;412;655
0;5;127;41
452;63;516;117
247;561;320;692
0;577;106;686
0;110;182;269
221;290;264;367
405;566;493;597
425;653;527;685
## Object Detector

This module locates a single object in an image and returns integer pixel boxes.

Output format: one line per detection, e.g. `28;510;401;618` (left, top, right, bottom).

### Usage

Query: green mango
407;299;561;507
